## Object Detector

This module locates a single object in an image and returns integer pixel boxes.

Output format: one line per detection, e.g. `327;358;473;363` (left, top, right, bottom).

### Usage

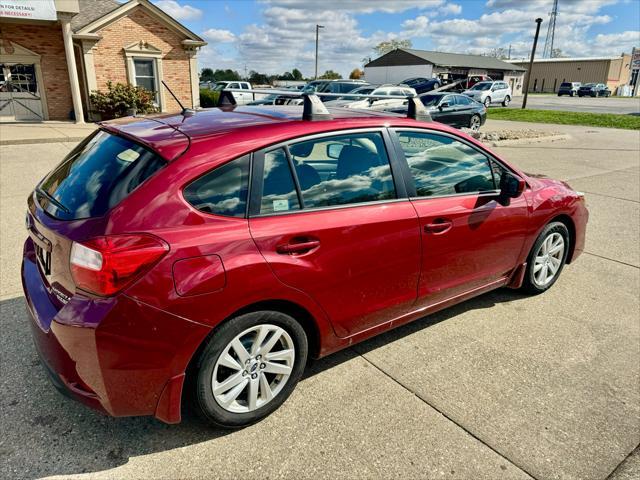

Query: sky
152;0;640;78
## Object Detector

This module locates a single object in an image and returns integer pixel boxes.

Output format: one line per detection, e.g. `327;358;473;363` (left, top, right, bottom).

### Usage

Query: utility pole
508;44;512;60
522;18;543;110
315;24;324;79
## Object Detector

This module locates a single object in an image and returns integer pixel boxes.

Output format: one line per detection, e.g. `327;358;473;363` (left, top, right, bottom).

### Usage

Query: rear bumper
22;238;211;423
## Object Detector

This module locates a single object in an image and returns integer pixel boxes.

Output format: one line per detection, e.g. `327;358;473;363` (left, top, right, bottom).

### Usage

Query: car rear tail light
70;234;169;296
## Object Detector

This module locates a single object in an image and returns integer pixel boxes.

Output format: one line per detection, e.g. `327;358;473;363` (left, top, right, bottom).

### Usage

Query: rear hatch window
37;130;165;220
560;83;572;88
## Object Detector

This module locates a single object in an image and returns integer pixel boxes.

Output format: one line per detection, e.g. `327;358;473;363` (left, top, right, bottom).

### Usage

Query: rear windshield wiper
35;186;70;214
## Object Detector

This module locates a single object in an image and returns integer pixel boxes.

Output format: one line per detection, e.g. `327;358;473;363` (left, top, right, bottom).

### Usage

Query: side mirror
327;143;344;159
439;102;449;109
499;171;525;201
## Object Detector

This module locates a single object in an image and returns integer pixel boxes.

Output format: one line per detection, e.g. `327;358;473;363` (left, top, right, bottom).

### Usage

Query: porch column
60;14;85;123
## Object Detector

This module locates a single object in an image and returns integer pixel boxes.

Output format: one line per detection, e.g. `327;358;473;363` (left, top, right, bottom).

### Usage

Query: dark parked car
401;77;441;94
385;93;487;130
23;101;587;428
577;83;611;97
557;82;581;96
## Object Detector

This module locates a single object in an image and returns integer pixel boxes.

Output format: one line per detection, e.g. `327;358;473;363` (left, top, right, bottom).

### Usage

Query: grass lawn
488;108;640;130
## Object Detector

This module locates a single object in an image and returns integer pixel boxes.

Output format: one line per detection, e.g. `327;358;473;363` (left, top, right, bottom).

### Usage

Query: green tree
349;68;364;79
373;39;412;57
212;69;241;81
200;67;215;82
319;70;341;79
248;70;270;85
291;68;303;80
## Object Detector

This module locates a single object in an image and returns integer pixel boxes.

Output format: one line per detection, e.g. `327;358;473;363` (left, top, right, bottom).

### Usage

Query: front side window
287;132;396;208
397;131;496;197
183;156;250;217
133;59;157;101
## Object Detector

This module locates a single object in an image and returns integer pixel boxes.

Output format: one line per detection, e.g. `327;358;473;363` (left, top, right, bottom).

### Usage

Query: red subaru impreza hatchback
22;104;588;428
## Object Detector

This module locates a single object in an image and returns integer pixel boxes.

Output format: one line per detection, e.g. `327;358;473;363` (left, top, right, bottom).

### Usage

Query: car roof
101;106;462;162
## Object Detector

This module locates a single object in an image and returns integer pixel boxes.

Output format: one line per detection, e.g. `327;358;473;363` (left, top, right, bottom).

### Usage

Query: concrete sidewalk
0;122;97;146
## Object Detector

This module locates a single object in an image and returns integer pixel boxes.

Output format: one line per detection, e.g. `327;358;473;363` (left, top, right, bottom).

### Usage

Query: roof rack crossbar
216;88;432;122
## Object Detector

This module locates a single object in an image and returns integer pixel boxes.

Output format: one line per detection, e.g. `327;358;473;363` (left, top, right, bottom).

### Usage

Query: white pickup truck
209;81;256;105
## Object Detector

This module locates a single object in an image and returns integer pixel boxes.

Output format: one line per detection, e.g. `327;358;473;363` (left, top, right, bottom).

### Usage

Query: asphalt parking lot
0;120;638;479
508;94;640;115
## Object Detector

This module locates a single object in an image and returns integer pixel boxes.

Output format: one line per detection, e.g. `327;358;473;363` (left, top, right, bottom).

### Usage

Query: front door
392;129;529;305
0;63;44;122
249;130;421;337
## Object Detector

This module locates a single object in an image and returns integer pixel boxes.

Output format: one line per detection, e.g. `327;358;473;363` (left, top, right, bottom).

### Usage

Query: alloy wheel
470;115;481;131
533;232;565;287
212;324;295;413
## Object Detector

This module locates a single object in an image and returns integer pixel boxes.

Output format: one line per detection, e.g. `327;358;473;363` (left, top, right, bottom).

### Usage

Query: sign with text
0;0;56;21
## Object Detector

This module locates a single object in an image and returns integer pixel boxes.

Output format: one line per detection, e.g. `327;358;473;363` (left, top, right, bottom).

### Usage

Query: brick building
0;0;206;122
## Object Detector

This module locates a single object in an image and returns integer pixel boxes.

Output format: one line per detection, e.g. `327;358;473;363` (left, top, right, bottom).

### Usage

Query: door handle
276;239;320;255
424;219;453;235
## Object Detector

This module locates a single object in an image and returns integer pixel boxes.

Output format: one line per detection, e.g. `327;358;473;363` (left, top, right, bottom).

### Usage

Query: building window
133;59;158;104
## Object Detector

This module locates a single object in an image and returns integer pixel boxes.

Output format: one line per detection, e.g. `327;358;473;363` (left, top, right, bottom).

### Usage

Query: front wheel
502;95;511;107
192;311;308;428
521;222;570;294
469;114;482;131
569;91;574;97
483;96;491;108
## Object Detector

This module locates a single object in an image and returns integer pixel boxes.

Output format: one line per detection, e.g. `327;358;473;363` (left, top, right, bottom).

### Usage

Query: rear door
390;129;529;306
248;129;421;337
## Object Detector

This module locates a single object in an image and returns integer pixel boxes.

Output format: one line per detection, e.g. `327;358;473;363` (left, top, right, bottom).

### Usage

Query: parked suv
462;81;512;107
23;104;587;428
577;83;611;97
557;82;581;96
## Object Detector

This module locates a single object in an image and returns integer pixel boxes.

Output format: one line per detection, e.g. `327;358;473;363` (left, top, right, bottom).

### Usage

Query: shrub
90;81;157;120
200;88;220;108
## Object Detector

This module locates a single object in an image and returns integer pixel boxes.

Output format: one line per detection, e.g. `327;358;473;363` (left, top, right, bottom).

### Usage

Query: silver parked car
463;81;512;107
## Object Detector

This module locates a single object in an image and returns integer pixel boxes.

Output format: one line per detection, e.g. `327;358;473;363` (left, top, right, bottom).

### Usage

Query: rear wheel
192;311;308;428
502;95;511;107
569;91;574;97
521;222;570;294
469;114;482;131
483;96;491;108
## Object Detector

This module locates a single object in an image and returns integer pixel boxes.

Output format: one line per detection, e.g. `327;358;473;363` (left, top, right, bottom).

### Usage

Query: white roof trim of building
74;0;206;45
508;56;626;63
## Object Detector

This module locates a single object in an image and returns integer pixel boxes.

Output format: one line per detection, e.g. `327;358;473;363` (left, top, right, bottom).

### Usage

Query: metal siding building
364;48;526;95
510;55;632;94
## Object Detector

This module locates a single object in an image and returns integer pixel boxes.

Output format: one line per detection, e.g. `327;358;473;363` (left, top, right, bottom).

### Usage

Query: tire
570;91;574;97
502;95;511;107
191;310;308;428
521;221;570;295
469;114;482;131
483;96;491;108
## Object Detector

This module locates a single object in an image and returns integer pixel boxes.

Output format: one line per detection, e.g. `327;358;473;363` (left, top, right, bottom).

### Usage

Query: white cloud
202;28;236;43
154;0;202;21
439;3;462;15
593;30;640;55
260;0;446;14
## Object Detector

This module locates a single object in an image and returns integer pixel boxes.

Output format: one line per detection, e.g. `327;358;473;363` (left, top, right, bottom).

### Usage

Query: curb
485;133;571;147
0;136;88;146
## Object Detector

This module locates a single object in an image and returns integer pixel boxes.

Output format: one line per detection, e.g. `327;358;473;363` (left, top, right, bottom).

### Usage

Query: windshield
337;87;375;100
211;83;227;91
402;78;423;86
471;82;492;91
302;82;326;93
37;131;165;220
583;83;596;87
560;83;572;87
419;94;442;107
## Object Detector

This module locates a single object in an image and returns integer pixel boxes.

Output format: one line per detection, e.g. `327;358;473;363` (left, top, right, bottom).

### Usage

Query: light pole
522;18;543;110
315;24;324;79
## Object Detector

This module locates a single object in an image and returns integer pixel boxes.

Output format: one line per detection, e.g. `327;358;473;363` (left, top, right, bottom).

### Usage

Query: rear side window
288;132;396;208
38;130;165;220
183;155;250;217
397;131;496;197
259;149;301;214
